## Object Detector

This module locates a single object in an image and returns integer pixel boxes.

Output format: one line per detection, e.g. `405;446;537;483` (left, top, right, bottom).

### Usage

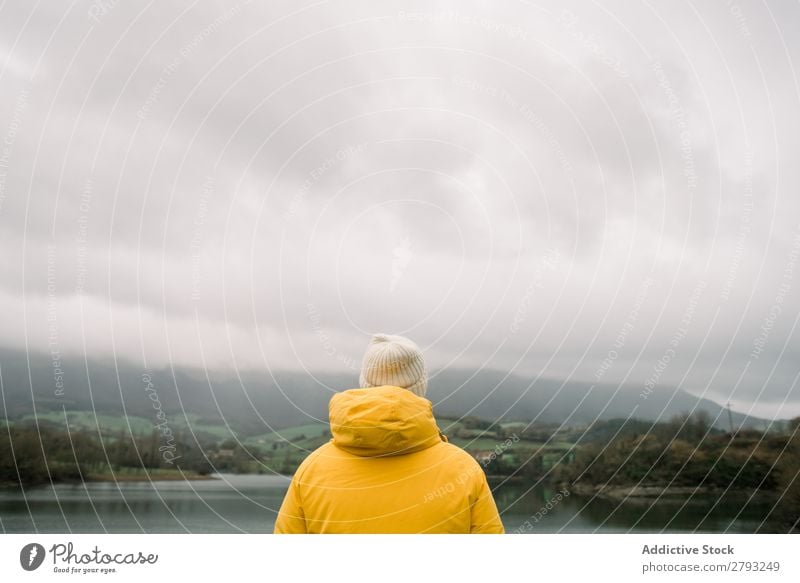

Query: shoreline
567;482;780;502
86;471;218;483
0;471;218;490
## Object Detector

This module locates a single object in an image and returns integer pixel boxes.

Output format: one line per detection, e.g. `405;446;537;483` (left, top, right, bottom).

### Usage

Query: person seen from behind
274;333;504;534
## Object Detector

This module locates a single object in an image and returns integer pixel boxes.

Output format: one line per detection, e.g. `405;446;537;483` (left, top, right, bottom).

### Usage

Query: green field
247;422;329;443
21;411;155;434
18;410;238;441
243;423;330;454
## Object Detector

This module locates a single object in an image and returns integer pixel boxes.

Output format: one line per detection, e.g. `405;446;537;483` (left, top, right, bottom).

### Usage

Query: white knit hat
359;333;428;397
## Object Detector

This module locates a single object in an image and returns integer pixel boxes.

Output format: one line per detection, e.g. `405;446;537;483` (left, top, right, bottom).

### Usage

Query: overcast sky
1;0;798;419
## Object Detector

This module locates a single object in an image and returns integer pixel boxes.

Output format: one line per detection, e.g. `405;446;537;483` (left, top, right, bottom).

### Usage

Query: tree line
552;413;800;533
0;422;213;487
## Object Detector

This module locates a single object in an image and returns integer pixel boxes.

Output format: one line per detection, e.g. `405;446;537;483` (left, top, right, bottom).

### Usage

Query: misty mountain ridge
0;349;778;435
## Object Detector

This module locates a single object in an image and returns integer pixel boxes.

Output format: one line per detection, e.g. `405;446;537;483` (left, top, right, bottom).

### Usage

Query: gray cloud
0;0;799;418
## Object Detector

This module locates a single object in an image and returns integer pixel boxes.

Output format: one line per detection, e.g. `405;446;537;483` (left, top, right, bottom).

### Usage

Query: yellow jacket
274;385;504;534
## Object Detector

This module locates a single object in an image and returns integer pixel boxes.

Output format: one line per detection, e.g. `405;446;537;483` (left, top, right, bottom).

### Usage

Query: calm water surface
0;474;776;533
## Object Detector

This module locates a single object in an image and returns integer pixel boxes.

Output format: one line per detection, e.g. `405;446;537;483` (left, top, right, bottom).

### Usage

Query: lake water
0;474;777;534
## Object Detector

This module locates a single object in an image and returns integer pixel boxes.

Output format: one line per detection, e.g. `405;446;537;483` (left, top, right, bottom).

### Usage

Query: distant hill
426;368;776;431
0;349;777;435
0;348;348;435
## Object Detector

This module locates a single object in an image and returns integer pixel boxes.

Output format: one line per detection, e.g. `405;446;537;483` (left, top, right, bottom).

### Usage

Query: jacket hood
329;385;445;457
